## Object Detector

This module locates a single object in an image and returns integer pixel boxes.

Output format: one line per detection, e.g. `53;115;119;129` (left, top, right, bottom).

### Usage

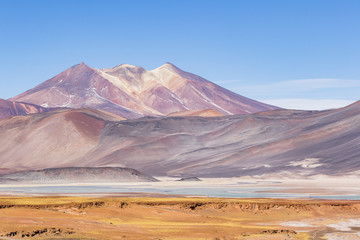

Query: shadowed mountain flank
10;63;278;119
0;167;158;184
0;101;359;177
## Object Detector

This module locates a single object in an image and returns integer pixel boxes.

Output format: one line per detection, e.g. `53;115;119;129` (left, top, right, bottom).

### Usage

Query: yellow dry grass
0;197;359;239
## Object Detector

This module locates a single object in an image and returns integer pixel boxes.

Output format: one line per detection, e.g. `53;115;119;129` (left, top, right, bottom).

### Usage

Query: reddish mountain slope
0;99;50;119
0;108;124;172
150;63;277;114
167;109;224;117
0;101;359;177
10;63;278;118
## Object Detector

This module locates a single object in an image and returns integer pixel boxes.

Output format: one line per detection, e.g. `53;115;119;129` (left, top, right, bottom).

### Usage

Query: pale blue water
0;184;359;200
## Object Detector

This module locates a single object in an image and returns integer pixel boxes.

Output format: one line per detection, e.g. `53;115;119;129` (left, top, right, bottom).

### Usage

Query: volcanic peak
10;62;280;118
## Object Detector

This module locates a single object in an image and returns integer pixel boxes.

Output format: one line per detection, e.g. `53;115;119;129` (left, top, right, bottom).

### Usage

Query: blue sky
0;0;359;110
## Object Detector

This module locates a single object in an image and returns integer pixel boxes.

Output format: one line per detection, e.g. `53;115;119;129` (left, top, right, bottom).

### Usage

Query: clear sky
1;0;359;110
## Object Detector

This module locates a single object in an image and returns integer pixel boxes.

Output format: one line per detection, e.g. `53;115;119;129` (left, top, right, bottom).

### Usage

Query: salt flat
1;176;359;199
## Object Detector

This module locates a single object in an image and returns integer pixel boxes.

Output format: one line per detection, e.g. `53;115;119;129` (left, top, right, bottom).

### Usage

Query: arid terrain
2;0;359;239
0;196;360;240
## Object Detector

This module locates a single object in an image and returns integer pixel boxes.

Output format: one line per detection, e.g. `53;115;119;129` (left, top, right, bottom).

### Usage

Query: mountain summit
11;62;278;119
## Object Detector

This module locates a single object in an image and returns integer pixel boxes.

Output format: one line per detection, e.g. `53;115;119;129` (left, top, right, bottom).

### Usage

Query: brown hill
0;101;358;177
0;108;124;173
10;62;278;119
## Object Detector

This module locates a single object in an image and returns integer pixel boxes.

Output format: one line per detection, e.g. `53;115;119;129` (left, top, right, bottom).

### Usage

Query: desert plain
1;177;360;240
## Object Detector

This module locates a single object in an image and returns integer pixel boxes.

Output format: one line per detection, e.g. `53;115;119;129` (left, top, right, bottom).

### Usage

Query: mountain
10;63;278;119
0;99;51;119
0;101;359;177
0;167;158;184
